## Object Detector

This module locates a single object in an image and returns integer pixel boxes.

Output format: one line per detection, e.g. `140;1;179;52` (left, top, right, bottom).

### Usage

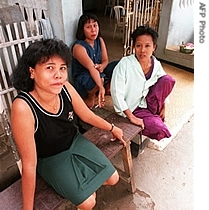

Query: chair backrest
113;6;125;24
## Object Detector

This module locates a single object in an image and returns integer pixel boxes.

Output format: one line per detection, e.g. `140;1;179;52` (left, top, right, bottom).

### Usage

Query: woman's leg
132;75;175;140
103;170;119;185
146;75;175;115
37;133;117;209
84;85;98;109
76;171;119;210
133;108;171;140
103;60;119;79
77;192;96;210
75;73;102;109
103;60;119;95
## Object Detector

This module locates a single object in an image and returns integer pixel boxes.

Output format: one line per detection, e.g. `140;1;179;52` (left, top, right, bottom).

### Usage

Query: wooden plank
5;24;18;66
83;112;142;159
21;21;30;48
83;126;123;159
0;21;43;113
0;27;14;106
79;107;112;131
0;23;42;49
13;22;23;56
0;5;24;25
121;141;136;192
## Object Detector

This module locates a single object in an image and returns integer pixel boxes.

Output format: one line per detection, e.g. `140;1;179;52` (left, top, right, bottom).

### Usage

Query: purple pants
133;75;175;140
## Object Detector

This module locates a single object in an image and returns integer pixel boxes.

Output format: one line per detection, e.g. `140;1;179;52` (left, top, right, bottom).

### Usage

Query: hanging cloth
39;18;54;39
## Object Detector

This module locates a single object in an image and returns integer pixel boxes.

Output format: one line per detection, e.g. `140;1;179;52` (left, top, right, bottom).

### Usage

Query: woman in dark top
11;39;126;210
72;13;119;109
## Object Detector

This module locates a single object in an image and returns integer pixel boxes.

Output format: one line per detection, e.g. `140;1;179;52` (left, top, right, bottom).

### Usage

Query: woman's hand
97;86;106;108
159;103;165;121
124;109;144;130
94;63;104;73
129;116;144;130
110;126;126;147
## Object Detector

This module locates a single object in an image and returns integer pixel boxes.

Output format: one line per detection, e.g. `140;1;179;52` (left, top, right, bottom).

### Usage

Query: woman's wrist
128;115;135;121
109;123;115;132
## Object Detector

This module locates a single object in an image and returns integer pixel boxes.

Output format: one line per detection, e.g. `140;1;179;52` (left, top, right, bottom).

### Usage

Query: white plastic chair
104;0;122;18
113;5;125;39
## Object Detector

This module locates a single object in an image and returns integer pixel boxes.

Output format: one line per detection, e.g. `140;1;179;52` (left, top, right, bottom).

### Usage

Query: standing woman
111;26;176;142
72;13;119;109
11;39;126;210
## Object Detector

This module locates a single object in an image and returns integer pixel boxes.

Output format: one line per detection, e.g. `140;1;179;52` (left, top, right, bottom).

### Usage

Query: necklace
35;90;59;111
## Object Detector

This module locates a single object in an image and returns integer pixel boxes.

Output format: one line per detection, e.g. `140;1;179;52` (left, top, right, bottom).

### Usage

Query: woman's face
83;19;99;42
30;55;68;95
134;34;156;62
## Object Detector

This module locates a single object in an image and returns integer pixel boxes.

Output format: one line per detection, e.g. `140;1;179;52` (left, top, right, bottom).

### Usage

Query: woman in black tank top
11;39;126;210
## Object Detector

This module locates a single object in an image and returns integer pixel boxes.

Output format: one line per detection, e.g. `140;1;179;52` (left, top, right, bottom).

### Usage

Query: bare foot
105;82;111;95
105;89;111;95
84;95;95;109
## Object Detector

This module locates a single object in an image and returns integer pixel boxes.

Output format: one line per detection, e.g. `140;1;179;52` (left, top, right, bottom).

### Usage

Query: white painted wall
48;0;82;47
166;0;194;47
155;0;194;69
48;0;83;82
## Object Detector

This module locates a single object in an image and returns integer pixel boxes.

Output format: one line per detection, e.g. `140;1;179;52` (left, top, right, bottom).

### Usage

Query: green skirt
37;132;116;206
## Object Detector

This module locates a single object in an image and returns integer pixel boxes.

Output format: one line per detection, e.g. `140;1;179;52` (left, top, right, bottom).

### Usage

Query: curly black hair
11;39;71;92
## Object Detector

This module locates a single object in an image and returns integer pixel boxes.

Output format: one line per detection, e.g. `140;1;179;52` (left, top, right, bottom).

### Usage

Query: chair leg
110;8;113;18
104;6;107;16
121;141;136;193
122;24;125;43
113;24;117;39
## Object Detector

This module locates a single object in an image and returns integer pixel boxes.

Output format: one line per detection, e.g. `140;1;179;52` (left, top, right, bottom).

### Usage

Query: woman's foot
84;95;96;109
105;82;111;95
105;90;111;95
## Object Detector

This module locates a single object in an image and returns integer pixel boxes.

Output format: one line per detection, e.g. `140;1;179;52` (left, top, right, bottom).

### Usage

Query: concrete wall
166;0;194;46
155;0;194;69
48;0;82;47
48;0;83;82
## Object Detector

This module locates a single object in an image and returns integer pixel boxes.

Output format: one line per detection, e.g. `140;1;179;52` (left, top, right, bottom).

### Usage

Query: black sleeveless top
14;86;78;158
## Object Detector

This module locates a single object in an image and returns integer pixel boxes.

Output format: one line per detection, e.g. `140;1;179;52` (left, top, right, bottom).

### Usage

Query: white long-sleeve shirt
110;54;166;117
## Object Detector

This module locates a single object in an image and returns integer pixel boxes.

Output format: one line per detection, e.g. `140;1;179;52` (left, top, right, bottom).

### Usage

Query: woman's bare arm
64;81;126;146
72;44;104;89
96;37;109;72
11;99;37;210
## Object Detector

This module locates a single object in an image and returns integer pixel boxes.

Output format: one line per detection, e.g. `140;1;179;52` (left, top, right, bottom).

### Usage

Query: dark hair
76;13;101;40
11;39;71;92
131;25;158;46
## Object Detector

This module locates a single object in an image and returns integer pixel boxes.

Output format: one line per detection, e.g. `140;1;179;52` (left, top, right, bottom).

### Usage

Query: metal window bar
123;0;162;56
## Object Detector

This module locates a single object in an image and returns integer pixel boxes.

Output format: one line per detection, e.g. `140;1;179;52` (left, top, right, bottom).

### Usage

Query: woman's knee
104;170;119;185
160;75;176;86
77;193;96;210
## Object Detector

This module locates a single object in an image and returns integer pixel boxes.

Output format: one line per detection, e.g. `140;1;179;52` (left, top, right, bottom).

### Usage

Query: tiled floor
0;14;194;210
